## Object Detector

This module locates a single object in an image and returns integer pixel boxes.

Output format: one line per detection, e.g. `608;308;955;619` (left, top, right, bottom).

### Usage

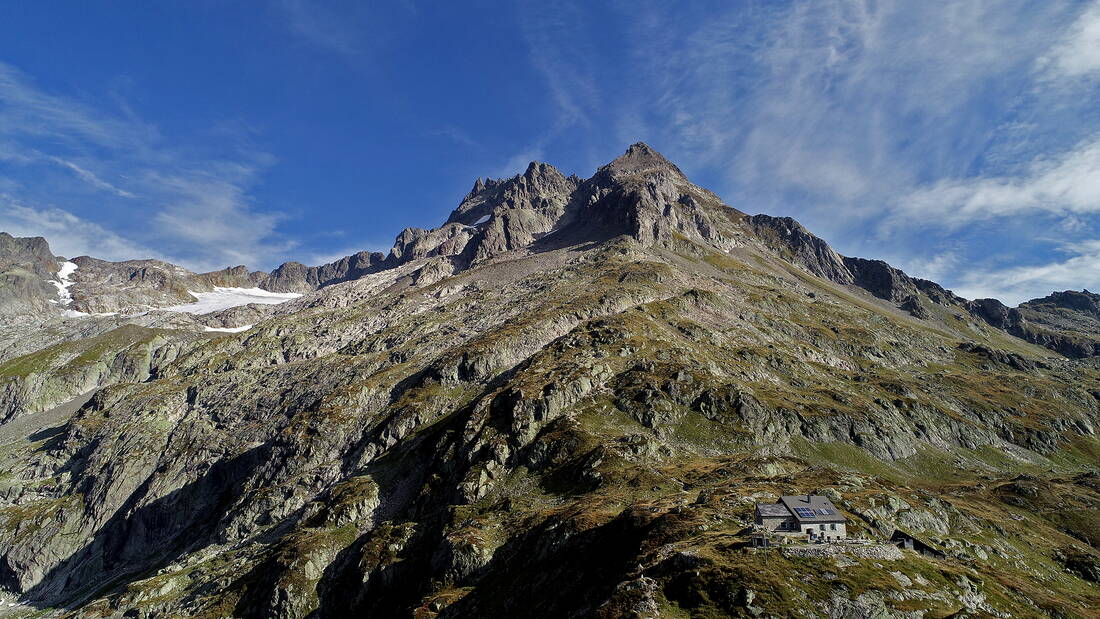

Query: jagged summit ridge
4;143;1100;359
444;160;577;229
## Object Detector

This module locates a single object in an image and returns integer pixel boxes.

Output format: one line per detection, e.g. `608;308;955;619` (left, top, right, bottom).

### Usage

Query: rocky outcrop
842;257;919;304
68;254;390;313
745;219;944;319
446;162;579;229
967;298;1019;331
1014;290;1100;356
593;146;740;249
67;257;206;313
401;143;746;270
745;215;851;282
966;294;1100;358
0;232;61;315
259;251;387;293
0;324;197;423
1027;289;1100;316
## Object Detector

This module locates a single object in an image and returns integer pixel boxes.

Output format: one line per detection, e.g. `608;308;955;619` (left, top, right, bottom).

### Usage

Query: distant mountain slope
0;144;1096;617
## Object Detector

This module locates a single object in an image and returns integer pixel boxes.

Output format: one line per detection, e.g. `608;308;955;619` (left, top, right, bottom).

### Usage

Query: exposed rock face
66;254;394;314
1014;290;1100;356
403;160;584;266
447;162;579;229
0;144;1098;618
0;232;61;315
67;257;208;313
745;215;851;281
1;240;384;316
965;293;1100;358
842;257;919;304
744;217;946;319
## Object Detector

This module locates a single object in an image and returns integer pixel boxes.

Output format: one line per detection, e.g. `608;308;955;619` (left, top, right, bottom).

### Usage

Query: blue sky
1;1;1098;304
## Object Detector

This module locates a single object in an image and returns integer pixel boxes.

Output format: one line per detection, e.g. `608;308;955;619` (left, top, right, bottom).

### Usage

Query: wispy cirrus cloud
274;0;418;58
892;135;1100;229
146;159;295;268
427;126;481;149
517;0;601;131
0;63;157;150
47;156;136;198
506;0;608;176
1038;1;1100;81
603;1;1039;218
276;0;368;56
951;239;1100;303
0;60;293;271
0;194;158;262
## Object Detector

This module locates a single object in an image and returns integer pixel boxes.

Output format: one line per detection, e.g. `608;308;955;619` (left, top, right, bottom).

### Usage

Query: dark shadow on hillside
21;443;272;610
26;424;66;453
433;507;652;618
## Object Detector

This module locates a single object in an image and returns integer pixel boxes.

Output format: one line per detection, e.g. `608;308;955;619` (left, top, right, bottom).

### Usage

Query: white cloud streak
518;0;601;131
1038;1;1100;81
610;1;1073;223
893;135;1100;228
48;157;135;198
0;63;156;150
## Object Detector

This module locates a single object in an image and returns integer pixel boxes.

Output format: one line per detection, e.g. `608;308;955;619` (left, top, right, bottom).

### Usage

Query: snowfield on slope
203;324;253;333
47;261;79;306
162;287;301;315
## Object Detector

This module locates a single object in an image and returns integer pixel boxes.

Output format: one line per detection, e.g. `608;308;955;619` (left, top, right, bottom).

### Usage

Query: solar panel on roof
817;508;833;515
794;508;815;518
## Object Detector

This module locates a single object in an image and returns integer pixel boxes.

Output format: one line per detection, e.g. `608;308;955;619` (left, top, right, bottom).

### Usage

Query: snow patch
204;324;253;333
462;214;492;230
162;287;301;315
48;261;79;306
61;309;118;318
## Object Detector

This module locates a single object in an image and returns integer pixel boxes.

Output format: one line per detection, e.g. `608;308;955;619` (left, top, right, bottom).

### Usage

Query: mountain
0;144;1097;618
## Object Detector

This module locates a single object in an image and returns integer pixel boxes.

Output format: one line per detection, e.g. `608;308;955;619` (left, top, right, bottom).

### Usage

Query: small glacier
162;287;301;315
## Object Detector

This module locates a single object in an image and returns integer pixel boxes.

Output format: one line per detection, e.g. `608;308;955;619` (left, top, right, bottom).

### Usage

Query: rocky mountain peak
522;160;559;181
5;143;1100;361
599;141;687;181
448;161;573;226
